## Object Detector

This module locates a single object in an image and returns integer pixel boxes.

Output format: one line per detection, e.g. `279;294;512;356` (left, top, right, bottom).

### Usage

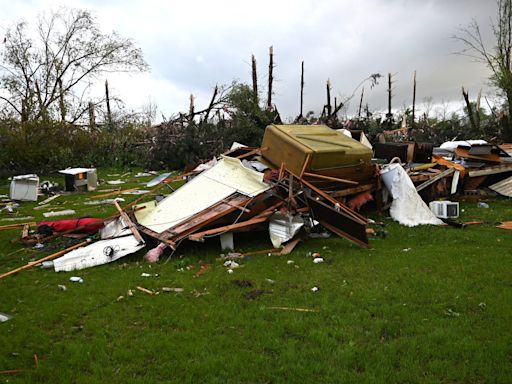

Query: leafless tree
0;8;148;123
454;0;512;138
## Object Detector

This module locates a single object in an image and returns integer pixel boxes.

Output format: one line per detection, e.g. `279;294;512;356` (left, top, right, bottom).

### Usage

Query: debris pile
1;124;511;278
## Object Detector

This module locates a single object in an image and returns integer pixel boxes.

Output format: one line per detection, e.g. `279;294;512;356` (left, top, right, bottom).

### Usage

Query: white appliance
59;168;97;192
9;174;40;201
429;201;459;219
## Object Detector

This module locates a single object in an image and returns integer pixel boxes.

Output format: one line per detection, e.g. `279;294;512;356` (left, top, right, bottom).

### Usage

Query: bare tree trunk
476;88;482;129
189;94;195;119
412;70;416;129
105;79;112;130
58;79;66;122
462;86;477;132
300;61;304;118
202;85;218;124
267;46;274;110
358;86;364;118
386;73;393;124
251;54;258;102
88;102;96;129
326;79;332;117
21;99;28;123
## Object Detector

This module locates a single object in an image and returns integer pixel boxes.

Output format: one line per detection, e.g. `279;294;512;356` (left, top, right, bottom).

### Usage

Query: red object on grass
37;218;104;234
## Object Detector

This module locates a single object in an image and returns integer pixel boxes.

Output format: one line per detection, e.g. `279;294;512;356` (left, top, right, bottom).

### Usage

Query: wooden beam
292;172;368;224
468;164;512;177
0;240;90;279
330;183;374;198
302;172;359;185
415;168;454;192
300;154;311;178
188;216;270;242
235;147;267;160
113;201;144;244
0;222;36;231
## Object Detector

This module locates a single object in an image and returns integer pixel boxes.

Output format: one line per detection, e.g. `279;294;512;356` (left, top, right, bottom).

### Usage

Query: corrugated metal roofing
489;175;512;197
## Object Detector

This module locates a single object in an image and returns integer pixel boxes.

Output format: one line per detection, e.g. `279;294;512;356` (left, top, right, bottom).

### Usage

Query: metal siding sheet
134;157;269;234
489;175;512;197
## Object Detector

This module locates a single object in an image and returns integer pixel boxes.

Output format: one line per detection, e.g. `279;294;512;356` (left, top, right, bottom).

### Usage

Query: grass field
0;169;511;383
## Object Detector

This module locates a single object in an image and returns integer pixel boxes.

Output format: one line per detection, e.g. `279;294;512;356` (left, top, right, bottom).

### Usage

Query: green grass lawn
0;169;511;383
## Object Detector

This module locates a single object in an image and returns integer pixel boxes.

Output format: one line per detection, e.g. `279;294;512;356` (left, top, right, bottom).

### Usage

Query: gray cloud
0;0;500;120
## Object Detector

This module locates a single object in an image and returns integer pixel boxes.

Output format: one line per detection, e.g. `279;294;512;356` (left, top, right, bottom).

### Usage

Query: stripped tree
454;0;512;140
0;8;148;123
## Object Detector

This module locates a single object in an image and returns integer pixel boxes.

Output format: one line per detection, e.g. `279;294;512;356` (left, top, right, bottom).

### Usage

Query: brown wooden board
455;147;502;163
142;194;252;244
307;196;369;248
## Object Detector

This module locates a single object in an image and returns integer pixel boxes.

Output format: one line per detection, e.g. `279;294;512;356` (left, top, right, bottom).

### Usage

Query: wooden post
358;86;364;118
267;46;274;110
412;70;417;129
105;79;113;130
251;54;258;102
326;79;332;117
300;61;304;118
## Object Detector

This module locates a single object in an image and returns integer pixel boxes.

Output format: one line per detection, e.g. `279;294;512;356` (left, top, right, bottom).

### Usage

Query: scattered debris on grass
262;306;318;313
243;289;272;300
232;279;253;288
136;286;154;295
162;287;184;293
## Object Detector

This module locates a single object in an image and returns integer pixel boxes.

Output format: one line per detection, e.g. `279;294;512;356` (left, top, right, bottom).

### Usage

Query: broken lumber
0;240;90;279
0;222;36;231
415;168;454;192
188;216;270;241
294;172;368;224
302;172;359;185
113;201;144;245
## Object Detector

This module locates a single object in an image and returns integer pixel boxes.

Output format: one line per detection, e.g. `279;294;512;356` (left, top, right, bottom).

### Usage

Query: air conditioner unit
429;201;459;219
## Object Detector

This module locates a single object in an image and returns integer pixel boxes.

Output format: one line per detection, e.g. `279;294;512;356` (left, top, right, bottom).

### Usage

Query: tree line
1;3;511;175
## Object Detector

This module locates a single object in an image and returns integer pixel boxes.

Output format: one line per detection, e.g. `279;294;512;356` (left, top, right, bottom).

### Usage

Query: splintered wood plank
330;183;374;198
113;201;144;244
295;173;368;225
303;172;359;185
307;196;369;248
21;224;30;238
154;194;252;243
188;215;270;241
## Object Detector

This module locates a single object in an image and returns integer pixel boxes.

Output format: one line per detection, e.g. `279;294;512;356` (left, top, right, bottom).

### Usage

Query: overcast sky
0;0;499;121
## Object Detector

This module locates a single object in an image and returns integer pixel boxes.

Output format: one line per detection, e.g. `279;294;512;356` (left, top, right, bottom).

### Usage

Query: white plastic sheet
380;163;443;227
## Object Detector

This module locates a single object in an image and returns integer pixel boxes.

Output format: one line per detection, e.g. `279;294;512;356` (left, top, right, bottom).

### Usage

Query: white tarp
134;156;270;234
53;235;145;272
380;163;443;227
439;140;487;153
